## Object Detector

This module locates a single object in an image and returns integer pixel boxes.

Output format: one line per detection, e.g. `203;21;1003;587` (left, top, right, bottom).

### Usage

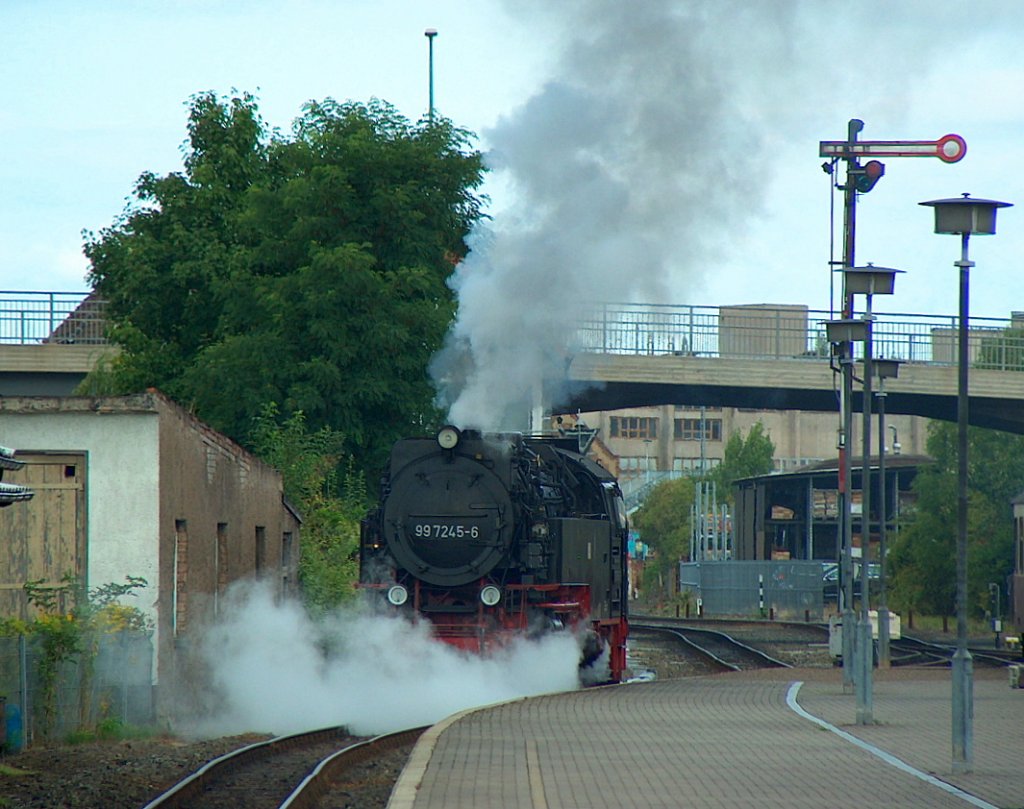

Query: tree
889;421;1023;617
710;422;776;499
249;404;365;612
631;477;696;583
85;92;486;478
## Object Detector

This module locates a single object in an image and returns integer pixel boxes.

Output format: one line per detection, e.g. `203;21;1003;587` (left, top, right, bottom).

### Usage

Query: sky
2;1;1021;325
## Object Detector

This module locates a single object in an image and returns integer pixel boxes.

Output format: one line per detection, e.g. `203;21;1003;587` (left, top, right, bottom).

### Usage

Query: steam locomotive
359;426;629;682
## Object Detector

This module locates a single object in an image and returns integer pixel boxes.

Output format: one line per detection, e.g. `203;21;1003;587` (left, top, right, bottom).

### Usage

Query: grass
0;763;36;777
63;718;163;746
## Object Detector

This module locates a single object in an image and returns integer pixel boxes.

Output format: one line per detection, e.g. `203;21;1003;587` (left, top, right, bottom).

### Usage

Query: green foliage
85;91;486;478
249;404;364;613
889;421;1022;616
0;576;152;740
709;422;776;500
632;477;696;577
64;718;159;746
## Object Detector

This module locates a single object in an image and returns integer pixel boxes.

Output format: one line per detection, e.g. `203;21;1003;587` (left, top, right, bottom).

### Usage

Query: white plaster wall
0;411;161;622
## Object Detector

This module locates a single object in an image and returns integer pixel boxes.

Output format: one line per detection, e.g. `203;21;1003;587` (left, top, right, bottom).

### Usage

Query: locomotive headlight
387;584;409;606
437;425;461;450
480;585;502;606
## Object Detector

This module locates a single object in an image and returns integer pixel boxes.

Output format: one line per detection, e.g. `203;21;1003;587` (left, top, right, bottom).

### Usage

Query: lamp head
920;193;1012;235
842;263;903;296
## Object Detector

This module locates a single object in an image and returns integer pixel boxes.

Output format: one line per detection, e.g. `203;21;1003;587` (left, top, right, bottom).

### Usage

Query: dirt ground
0;733;268;808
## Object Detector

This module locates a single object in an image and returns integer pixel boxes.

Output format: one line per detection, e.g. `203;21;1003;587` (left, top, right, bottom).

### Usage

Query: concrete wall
153;395;301;701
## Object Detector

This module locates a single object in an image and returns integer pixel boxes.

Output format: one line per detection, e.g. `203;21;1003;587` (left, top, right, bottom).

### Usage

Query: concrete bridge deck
559;352;1024;434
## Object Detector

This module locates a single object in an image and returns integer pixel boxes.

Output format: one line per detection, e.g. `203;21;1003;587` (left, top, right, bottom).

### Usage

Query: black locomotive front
359;426;629;680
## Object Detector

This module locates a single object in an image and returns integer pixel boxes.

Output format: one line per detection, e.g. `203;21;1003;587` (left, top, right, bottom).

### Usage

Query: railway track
142;725;425;809
890;635;1023;668
631;622;793;673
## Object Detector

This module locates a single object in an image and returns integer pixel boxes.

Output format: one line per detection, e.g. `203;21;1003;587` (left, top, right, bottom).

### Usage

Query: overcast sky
2;0;1021;320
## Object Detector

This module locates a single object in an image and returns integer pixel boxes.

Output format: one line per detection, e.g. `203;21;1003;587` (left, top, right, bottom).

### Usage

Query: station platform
388;667;1022;809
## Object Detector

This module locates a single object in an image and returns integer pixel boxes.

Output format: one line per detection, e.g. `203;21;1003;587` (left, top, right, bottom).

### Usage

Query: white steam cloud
431;1;803;430
178;581;581;738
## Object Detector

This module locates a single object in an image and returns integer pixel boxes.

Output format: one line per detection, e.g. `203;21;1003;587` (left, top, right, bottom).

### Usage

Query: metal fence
573;302;1024;369
0;632;153;750
0;291;106;345
679;560;824;620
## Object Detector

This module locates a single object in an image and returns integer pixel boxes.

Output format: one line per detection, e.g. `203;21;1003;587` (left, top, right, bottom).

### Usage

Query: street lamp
425;28;438;123
847;263;900;725
873;357;902;669
920;192;1012;773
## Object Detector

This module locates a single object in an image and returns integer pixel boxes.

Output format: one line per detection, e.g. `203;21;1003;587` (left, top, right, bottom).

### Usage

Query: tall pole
425;29;438;124
857;299;874;724
877;381;891;668
839;119;862;690
952;231;974;773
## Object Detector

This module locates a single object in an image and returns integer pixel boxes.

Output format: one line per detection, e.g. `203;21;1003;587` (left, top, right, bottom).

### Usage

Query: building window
619;456;657;474
282;531;294;595
216;522;228;615
674;418;722;441
255;526;267;575
609;417;658;440
174;520;188;637
673;457;721;474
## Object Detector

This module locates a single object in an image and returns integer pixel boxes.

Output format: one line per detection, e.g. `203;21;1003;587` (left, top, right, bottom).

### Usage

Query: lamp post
424;28;438;123
844;264;901;724
874;357;902;669
920;193;1011;773
826;316;868;691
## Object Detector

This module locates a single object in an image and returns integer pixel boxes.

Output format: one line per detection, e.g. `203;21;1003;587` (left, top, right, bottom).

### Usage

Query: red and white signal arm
819;134;966;163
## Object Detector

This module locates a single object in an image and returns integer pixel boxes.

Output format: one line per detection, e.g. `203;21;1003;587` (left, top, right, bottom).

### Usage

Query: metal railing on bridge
573;302;1024;370
0;292;106;345
4;294;1024;373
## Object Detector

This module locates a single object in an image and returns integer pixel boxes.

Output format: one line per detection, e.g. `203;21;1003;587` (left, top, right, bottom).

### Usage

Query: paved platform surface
388;667;1023;809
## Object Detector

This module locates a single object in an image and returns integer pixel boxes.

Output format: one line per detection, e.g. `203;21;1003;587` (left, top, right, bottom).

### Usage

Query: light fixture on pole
920;192;1011;773
424;29;438;123
873;357;902;669
846;263;900;726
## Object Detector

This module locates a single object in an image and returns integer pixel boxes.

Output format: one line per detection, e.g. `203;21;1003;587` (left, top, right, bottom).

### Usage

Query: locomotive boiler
359;425;629;682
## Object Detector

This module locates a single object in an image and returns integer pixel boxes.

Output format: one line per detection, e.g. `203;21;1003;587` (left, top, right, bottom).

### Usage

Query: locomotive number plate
409;520;481;540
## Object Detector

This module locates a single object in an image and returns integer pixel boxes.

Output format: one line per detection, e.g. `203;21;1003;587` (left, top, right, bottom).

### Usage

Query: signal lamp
855;160;885;193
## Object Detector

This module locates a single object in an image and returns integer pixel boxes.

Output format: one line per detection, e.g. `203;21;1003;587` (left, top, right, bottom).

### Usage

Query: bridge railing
4;294;1024;372
573;302;1024;370
0;292;107;345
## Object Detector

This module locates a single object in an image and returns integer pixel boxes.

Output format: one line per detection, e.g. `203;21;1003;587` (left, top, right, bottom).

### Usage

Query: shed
732;454;929;562
0;391;301;717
